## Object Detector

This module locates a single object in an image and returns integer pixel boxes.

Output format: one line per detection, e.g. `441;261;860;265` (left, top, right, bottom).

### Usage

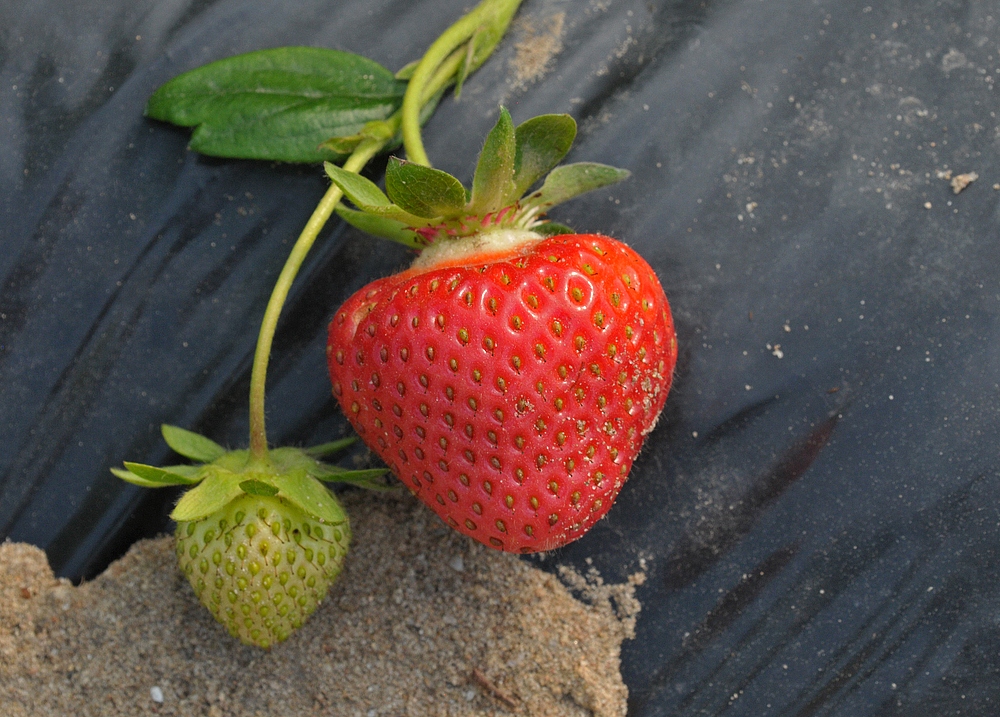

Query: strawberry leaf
319;117;397;155
534;221;575;236
525;162;631;210
330;473;397;492
303;437;357;458
270;471;349;525
111;467;186;489
323;162;391;205
121;461;202;486
145;47;405;163
385;158;466;218
161;424;226;463
324;162;432;227
239;479;280;497
513;114;577;197
468;106;517;213
312;464;391;485
111;467;158;488
321;87;442;156
335;206;425;248
171;469;244;522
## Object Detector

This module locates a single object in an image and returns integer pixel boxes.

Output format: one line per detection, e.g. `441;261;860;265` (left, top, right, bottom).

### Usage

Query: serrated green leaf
513;114;577;196
303;437;357;458
171;469;244;522
161;424;225;463
122;461;202;486
335;206;425;248
270;471;348;525
146;47;405;163
468;106;518;214
239;479;280;497
385;157;466;218
525;162;631;210
324;162;433;227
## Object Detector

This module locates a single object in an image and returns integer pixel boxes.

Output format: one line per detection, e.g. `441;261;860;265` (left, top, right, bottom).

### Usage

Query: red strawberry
324;109;676;552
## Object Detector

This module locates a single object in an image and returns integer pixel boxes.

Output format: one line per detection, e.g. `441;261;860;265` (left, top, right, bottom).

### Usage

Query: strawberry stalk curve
113;0;526;648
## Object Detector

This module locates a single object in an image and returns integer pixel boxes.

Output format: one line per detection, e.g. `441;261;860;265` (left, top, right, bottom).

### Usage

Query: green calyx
325;107;631;250
112;425;391;524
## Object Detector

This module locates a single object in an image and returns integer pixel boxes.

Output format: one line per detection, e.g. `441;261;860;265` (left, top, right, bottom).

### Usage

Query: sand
0;490;641;716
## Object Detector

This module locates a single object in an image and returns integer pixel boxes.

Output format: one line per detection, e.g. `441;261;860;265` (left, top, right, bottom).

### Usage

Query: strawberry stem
247;0;523;461
248;141;380;461
401;0;523;167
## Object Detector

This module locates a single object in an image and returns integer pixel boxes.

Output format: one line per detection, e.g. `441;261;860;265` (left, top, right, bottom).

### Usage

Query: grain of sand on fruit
1;491;643;716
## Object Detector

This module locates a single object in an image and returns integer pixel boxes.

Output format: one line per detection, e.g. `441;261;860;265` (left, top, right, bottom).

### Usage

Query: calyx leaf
534;221;575;237
330;108;629;247
112;465;200;489
303;437;357;458
324;162;432;227
513;114;576;196
524;162;631;210
270;470;349;525
312;464;393;490
334;205;425;248
386;158;467;218
171;469;244;522
146;47;405;163
468;106;517;213
117;462;201;486
161;424;226;463
239;479;280;497
117;427;385;524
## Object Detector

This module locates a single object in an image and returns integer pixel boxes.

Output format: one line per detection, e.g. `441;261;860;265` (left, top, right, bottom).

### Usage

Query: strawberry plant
325;109;677;552
112;0;676;647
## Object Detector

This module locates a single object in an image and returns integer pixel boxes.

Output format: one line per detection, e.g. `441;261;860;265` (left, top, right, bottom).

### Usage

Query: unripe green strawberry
113;430;381;649
176;493;350;649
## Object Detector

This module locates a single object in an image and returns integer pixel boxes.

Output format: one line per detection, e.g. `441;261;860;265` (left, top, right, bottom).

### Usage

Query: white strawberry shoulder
409;228;544;271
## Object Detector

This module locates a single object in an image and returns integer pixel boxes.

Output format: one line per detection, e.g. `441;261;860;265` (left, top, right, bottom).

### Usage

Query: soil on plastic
0;491;641;716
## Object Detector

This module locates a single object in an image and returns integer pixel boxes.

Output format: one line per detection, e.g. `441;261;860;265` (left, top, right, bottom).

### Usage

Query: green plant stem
401;0;521;167
245;47;467;461
247;0;522;462
248;141;381;461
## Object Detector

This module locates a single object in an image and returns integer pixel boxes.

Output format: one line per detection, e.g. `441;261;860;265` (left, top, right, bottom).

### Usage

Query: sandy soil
1;490;641;716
